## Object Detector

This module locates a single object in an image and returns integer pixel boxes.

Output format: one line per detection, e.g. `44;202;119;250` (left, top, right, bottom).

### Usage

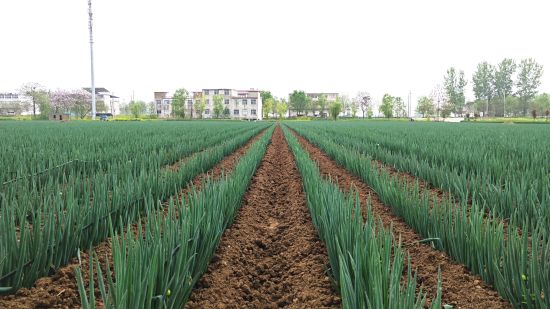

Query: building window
224;99;229;104
187;99;193;104
204;90;209;95
163;99;170;104
234;99;239;105
206;99;210;105
156;100;161;105
224;90;230;95
233;109;239;115
205;109;210;114
242;99;247;105
251;109;257;115
251;99;256;104
214;90;219;95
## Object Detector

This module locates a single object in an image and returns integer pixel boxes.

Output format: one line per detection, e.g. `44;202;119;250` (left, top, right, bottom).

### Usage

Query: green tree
340;95;351;117
516;58;544;116
351;100;358;118
260;91;273;106
171;88;188;118
440;103;453;119
444;67;467;116
494;58;516;116
19;82;46;118
289;90;307;116
263;98;274;119
213;94;224;118
129;100;146;118
276;100;288;119
317;94;328;118
532;93;550;115
356;92;371;118
393;97;406;117
379;94;394;118
367;106;373;118
416;96;435;118
329;98;342;120
223;107;230;118
35;91;52;119
472;61;495;116
194;96;206;119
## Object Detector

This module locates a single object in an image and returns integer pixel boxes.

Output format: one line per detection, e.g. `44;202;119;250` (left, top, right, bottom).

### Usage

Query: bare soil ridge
186;125;340;309
290;128;509;309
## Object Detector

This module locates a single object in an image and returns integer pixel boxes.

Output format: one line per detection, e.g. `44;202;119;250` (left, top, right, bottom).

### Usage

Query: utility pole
88;0;96;120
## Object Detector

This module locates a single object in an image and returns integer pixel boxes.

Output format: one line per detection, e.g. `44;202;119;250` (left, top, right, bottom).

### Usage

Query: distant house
49;113;70;121
0;92;32;116
154;88;263;120
83;87;120;115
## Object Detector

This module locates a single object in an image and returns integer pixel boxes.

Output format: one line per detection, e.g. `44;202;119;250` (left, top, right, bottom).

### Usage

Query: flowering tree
51;89;92;118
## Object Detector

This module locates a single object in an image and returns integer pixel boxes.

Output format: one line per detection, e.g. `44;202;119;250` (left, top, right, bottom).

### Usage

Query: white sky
1;0;549;111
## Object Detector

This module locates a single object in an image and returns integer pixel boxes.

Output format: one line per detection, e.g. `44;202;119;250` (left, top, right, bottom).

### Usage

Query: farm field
0;120;548;308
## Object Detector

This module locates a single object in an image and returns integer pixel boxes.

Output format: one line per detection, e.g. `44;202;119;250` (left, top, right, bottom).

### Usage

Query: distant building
0;92;32;116
83;88;120;115
154;88;263;120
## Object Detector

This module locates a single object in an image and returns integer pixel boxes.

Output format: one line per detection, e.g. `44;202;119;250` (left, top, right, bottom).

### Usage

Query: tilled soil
290;130;510;309
0;130;266;309
186;126;340;309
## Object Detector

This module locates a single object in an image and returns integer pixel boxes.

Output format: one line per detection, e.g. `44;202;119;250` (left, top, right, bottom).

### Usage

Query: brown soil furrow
186;126;340;309
291;130;509;309
0;129;266;309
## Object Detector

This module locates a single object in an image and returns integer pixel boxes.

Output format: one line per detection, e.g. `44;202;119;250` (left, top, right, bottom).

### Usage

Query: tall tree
128;100;146;118
444;67;467;116
329;97;343;120
416;96;435;118
260;91;273;106
213;94;224;118
263;98;274;119
19;82;45;118
393;97;406;117
50;89;92;118
494;58;516;116
379;94;394;118
289;90;307;116
516;58;544;116
277;100;288;119
194;96;206;119
356;91;371;118
430;84;447;119
171;88;188;118
472;62;495;116
340;95;351;116
351;99;358;118
317;94;328;118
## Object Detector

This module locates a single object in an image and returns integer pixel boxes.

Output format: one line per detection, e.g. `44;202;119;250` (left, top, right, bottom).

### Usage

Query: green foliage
444;67;467;115
172;88;189;118
416;96;435;118
517;58;544;116
379;94;394;118
0;121;270;293
194;96;206;119
472;61;495;102
329;98;342;120
263;98;274;119
494;58;516;99
282;126;432;308
129;100;147;118
393;97;406;118
286;121;550;308
260;91;273;105
276;100;288;119
75;126;275;308
317;94;328;117
289;90;308;115
213;95;224;119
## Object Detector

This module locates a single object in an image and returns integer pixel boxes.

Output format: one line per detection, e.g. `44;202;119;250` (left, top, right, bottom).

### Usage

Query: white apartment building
0;92;32;116
154;88;263;120
84;88;120;115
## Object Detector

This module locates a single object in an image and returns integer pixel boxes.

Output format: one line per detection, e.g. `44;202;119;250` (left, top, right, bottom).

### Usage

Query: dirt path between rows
0;129;267;309
290;129;509;309
186;126;340;309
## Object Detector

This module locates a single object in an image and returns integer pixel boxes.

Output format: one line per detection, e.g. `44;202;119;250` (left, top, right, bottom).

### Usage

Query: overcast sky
1;0;549;110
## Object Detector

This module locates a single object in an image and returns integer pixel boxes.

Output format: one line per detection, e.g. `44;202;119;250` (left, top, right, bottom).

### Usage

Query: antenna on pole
88;0;96;120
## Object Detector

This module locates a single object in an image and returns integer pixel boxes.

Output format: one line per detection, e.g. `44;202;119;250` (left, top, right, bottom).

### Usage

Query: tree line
416;58;546;118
